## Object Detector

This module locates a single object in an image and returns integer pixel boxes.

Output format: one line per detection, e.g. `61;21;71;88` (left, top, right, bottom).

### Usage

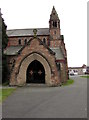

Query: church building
5;6;68;86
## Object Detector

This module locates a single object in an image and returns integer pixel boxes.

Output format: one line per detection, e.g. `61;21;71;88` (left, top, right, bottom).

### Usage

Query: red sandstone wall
8;36;49;46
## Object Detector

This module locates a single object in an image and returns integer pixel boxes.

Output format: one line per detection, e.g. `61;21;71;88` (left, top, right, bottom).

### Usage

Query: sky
0;0;88;67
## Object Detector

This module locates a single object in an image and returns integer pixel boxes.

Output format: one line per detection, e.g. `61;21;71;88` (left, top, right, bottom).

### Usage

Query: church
4;6;68;86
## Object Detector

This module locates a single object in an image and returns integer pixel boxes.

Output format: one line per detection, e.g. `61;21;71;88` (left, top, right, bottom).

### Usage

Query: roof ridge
7;28;49;31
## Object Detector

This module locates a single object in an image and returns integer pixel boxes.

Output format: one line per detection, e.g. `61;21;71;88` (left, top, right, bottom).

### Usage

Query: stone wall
8;36;49;46
10;37;61;86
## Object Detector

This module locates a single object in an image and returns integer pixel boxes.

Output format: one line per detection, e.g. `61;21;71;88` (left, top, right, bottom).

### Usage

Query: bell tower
49;6;60;40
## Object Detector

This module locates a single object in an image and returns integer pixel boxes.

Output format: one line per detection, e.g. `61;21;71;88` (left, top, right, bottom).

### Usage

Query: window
53;21;57;27
24;39;27;45
48;40;50;46
18;39;21;45
53;13;55;15
54;31;56;34
56;62;60;70
43;38;46;44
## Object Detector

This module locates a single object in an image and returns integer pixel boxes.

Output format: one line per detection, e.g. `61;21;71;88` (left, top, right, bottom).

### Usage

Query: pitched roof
4;46;23;55
50;6;59;20
7;28;49;37
68;67;83;69
50;47;64;60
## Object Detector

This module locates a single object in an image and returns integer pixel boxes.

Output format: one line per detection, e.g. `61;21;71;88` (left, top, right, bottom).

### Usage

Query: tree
0;9;8;83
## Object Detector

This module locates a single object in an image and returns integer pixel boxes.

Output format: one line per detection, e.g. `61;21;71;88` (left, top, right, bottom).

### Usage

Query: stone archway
17;53;51;86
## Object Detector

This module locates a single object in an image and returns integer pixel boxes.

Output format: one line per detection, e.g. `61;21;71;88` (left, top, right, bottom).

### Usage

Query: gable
4;37;54;56
4;37;65;60
18;37;55;56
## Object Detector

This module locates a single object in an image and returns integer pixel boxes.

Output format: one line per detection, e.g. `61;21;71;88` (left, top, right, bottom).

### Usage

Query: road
2;76;87;118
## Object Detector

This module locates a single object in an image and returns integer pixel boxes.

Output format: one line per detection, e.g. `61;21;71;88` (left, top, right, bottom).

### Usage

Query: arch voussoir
16;53;52;86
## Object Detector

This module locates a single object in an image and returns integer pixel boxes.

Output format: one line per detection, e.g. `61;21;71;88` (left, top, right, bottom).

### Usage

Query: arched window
24;39;27;45
43;38;46;44
53;21;57;27
18;39;21;45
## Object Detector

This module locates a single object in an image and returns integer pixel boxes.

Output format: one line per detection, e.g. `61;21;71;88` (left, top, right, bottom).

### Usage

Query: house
68;64;88;75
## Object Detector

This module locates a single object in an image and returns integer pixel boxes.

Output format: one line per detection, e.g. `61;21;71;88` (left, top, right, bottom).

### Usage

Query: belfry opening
26;60;45;84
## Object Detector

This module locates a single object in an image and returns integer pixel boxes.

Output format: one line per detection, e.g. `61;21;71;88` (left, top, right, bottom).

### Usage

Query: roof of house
68;67;84;69
6;28;49;37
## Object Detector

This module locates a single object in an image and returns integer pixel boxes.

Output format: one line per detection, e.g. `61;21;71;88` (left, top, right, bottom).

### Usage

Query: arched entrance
16;53;51;86
26;60;45;83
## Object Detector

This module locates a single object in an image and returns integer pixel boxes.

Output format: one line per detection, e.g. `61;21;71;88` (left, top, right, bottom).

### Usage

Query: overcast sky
0;0;88;67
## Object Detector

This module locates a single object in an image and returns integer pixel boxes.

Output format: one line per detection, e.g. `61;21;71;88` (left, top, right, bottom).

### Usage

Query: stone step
26;83;47;87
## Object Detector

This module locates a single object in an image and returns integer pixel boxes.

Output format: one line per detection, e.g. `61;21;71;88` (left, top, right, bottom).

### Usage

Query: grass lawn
81;75;89;78
62;79;74;86
0;88;16;103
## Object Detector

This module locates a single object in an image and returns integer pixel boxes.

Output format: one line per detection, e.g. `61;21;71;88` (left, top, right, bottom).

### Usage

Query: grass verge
81;75;89;78
0;88;16;103
62;79;74;86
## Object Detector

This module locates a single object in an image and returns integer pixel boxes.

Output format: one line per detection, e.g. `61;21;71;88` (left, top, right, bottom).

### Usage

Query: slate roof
69;66;89;70
68;67;84;69
4;46;23;55
7;28;49;37
50;47;64;60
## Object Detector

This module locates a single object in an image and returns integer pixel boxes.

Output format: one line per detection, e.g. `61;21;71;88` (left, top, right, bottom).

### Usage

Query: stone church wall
10;38;61;86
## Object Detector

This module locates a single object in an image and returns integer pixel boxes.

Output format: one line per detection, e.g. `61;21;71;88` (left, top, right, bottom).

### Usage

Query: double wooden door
27;60;45;83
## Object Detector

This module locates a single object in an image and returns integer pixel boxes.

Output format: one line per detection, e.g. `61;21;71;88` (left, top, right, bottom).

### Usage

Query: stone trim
16;53;52;86
17;52;53;75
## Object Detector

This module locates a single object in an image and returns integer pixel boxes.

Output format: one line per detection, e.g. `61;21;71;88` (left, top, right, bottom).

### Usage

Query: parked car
74;72;78;75
69;71;74;76
85;71;89;74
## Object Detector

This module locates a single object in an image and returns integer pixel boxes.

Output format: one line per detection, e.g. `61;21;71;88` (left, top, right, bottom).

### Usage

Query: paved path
2;76;87;118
